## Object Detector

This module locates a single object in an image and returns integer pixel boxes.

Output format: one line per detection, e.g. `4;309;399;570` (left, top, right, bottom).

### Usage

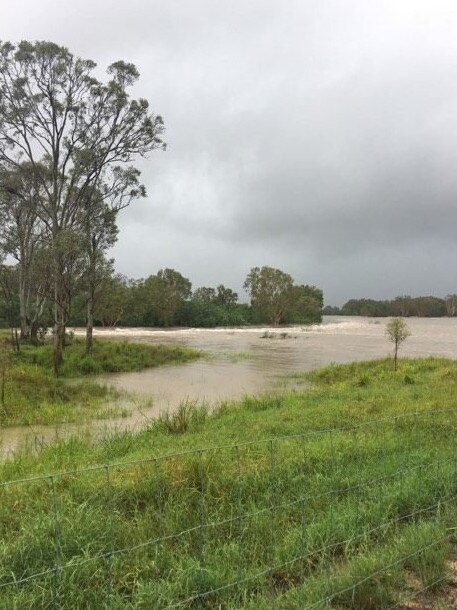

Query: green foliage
336;295;449;317
386;317;411;344
283;284;323;324
176;300;249;327
214;284;238;307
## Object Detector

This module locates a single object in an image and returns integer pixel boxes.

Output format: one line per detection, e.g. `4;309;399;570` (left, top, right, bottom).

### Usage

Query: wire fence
1;408;456;608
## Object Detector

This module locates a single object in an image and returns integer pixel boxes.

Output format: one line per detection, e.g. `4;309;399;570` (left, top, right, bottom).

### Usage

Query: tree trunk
18;271;30;341
54;311;65;374
1;363;5;407
86;297;94;354
30;319;39;345
53;276;65;375
30;296;46;344
394;340;398;371
271;313;281;327
13;327;19;352
85;251;96;355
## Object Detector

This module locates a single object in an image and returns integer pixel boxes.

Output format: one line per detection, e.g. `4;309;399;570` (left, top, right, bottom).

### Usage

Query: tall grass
0;358;456;608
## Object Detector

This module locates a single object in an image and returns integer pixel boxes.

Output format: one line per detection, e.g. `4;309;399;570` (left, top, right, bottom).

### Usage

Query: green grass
0;357;457;608
14;338;201;376
0;339;201;426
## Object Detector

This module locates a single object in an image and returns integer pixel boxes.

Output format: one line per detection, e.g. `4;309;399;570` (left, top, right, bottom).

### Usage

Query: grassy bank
1;357;457;608
0;339;201;426
15;338;201;376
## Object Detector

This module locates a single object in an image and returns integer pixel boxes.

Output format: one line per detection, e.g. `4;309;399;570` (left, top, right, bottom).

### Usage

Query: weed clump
158;400;207;434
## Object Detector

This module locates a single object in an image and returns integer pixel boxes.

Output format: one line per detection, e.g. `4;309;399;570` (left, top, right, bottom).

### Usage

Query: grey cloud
3;0;457;304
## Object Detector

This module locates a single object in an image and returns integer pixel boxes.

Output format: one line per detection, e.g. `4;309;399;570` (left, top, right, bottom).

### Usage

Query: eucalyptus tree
215;284;238;307
0;41;165;372
285;284;323;324
0;264;20;350
192;286;217;304
81;167;146;353
143;269;192;326
81;202;117;354
0;163;48;340
94;273;130;328
244;266;294;326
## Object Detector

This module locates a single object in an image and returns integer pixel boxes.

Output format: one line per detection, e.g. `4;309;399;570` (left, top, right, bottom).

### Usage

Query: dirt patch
398;560;457;610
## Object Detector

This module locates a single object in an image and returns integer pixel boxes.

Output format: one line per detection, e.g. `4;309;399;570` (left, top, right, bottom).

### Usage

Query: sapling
386;317;411;370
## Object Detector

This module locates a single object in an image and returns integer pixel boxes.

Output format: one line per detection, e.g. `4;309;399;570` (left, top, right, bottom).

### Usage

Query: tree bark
18;269;30;341
53;274;65;374
86;296;94;354
30;319;39;344
85;248;97;355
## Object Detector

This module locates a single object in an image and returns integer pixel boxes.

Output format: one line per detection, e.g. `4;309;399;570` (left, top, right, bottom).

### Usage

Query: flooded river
2;316;457;456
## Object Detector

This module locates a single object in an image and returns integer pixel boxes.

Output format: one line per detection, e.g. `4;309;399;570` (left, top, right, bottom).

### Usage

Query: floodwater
2;316;457;456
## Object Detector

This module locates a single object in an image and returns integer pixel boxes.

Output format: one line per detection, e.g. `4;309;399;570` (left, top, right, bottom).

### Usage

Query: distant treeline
324;295;457;318
0;265;323;330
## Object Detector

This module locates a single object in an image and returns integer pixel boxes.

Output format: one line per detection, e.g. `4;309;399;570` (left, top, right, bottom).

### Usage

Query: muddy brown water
2;316;457;457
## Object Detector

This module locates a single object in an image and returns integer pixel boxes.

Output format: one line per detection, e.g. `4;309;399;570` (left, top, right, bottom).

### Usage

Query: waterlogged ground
2;315;457;456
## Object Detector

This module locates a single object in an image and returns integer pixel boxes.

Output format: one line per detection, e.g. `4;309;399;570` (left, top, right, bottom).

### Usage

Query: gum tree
81;168;145;354
244;266;294;326
0;163;50;341
143;269;192;327
0;41;165;372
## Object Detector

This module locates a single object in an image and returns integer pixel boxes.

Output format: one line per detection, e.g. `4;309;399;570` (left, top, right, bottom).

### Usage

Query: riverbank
1;357;456;608
0;338;201;426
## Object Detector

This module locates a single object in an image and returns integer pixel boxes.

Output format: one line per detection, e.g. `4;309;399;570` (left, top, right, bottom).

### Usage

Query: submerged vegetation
0;338;201;426
1;358;456;608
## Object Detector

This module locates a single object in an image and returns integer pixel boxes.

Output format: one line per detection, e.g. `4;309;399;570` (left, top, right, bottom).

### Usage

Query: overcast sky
3;1;457;305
